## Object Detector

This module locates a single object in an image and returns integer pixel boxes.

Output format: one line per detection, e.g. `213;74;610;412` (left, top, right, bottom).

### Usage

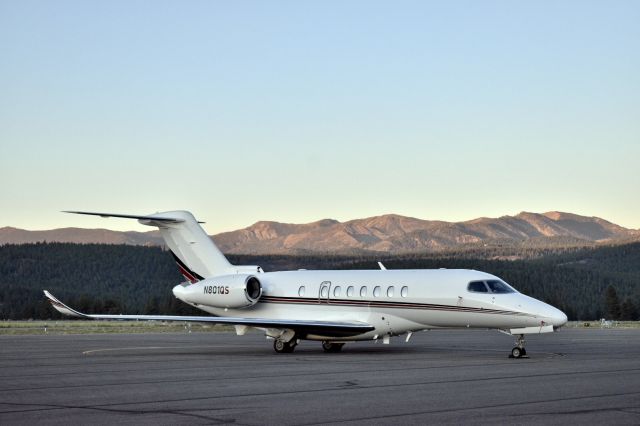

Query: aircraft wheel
274;340;296;353
510;333;527;358
274;340;286;353
322;341;344;353
273;339;298;354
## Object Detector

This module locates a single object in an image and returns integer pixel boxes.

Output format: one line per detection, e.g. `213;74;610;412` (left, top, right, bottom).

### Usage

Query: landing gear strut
322;341;344;353
274;339;297;353
510;334;528;358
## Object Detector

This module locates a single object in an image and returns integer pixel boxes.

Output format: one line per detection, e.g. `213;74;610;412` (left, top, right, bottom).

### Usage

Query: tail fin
65;210;234;280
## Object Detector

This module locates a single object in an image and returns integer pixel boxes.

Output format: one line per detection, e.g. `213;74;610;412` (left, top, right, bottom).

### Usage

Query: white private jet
45;210;567;358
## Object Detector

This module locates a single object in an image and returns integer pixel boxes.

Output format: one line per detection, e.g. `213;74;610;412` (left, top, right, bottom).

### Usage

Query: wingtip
43;290;83;317
43;290;61;306
43;290;60;301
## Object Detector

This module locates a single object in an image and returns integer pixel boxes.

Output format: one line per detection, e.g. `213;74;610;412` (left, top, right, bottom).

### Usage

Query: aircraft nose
549;308;568;329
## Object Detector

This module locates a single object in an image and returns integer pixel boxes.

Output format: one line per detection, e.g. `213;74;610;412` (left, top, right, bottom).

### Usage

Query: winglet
43;290;86;318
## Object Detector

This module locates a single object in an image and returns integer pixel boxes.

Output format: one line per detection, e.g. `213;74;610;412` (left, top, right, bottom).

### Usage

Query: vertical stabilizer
64;210;233;280
148;211;232;280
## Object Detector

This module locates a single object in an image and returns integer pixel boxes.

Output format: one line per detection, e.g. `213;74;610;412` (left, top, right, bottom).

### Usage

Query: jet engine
173;274;262;309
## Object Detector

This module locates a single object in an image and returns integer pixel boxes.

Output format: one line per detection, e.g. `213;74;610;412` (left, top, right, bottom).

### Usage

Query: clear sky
1;0;639;234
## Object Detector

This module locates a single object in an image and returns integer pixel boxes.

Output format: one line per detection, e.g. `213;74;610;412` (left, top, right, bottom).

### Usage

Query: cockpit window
467;281;489;293
486;280;515;293
468;280;516;294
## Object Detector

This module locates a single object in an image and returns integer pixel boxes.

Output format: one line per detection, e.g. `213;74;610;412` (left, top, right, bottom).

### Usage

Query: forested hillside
1;242;639;320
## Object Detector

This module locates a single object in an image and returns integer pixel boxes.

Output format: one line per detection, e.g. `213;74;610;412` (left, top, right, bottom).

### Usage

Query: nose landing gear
510;334;528;358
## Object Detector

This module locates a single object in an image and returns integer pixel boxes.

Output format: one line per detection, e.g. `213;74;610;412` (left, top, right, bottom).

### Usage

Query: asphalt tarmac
1;328;639;425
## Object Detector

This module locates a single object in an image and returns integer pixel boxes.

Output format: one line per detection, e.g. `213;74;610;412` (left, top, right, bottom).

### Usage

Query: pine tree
605;285;621;320
144;297;160;314
620;299;638;321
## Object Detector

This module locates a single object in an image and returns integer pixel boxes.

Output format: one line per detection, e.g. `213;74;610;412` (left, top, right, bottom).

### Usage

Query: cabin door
318;281;331;303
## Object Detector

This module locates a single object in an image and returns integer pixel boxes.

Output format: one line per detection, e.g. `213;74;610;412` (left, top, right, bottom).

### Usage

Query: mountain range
1;211;638;254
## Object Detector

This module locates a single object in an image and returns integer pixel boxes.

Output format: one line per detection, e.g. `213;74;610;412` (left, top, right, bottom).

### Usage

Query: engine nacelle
173;274;262;309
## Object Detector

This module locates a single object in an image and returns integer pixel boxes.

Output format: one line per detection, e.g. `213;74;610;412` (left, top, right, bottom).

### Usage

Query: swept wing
44;291;374;337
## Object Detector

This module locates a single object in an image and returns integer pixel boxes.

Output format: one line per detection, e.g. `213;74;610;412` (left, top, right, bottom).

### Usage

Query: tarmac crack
510;405;640;417
1;360;627;393
2;366;639;414
0;401;249;425
296;391;640;425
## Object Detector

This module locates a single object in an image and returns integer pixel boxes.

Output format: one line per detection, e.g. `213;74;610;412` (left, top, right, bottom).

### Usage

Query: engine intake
245;276;261;300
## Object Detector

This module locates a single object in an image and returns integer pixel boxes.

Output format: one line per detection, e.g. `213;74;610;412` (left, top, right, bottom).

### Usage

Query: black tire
511;347;522;358
521;348;527;356
274;340;296;353
274;340;286;353
322;341;344;353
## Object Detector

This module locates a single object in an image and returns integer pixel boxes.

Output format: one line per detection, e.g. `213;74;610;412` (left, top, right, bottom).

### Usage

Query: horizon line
2;210;639;233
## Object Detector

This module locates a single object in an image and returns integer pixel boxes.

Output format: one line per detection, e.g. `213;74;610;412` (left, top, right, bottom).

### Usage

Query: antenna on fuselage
378;262;387;270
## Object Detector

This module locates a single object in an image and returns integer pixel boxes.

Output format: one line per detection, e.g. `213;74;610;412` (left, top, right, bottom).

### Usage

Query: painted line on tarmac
82;345;235;355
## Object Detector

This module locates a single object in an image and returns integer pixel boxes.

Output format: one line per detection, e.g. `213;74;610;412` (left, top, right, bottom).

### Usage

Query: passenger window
298;286;305;297
486;280;515;294
346;286;354;297
360;286;367;297
467;281;489;293
321;286;329;298
373;286;381;297
333;286;341;297
387;286;395;297
401;286;408;297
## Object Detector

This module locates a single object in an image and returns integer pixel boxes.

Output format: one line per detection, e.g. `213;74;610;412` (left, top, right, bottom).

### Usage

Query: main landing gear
510;334;528;359
273;340;346;353
322;341;345;353
273;339;297;353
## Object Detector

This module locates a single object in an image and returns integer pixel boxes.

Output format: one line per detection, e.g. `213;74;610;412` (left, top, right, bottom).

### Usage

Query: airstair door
319;281;331;303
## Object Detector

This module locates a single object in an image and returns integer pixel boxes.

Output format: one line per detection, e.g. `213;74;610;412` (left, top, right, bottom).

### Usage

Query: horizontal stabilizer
63;211;186;224
43;291;374;337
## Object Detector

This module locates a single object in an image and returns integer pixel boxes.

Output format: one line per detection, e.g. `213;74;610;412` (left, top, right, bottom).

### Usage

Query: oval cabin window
298;286;305;297
387;286;395;297
321;286;329;298
346;286;354;297
333;286;341;297
373;286;381;297
360;286;367;297
401;286;408;297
